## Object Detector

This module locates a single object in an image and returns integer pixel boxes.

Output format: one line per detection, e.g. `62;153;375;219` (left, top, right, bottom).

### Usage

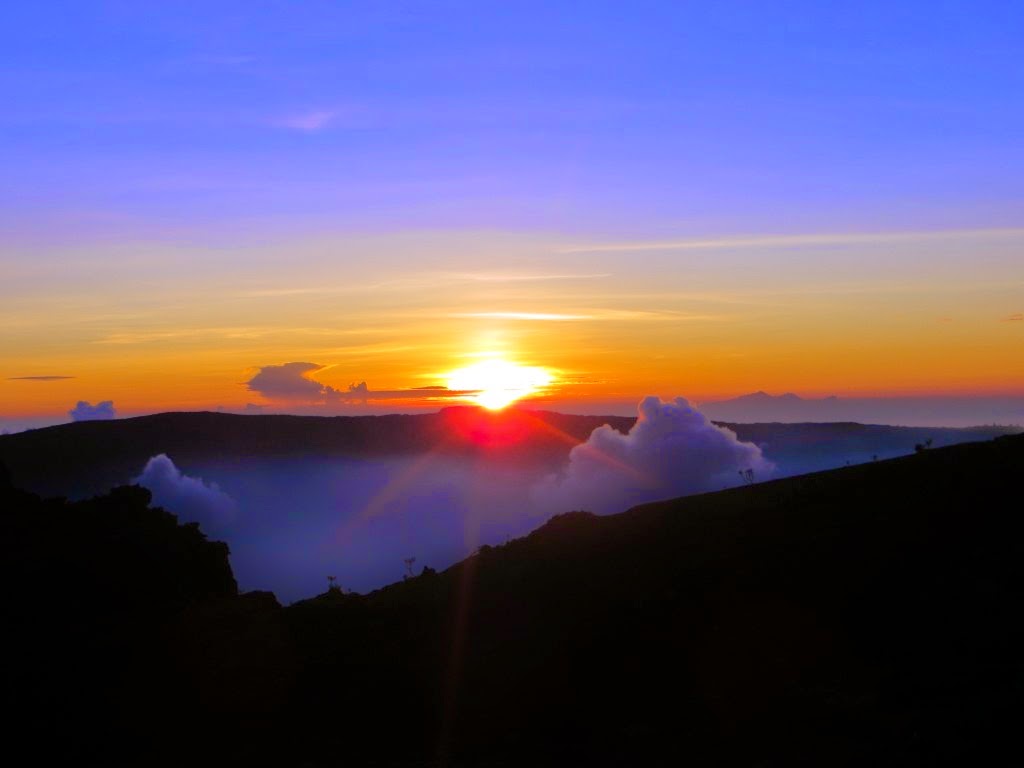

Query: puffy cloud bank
69;400;116;421
247;362;337;400
537;396;773;515
135;454;237;530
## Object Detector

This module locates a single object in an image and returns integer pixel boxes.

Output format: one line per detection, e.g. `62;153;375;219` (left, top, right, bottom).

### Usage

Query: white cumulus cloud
135;454;237;530
69;400;116;421
536;396;773;515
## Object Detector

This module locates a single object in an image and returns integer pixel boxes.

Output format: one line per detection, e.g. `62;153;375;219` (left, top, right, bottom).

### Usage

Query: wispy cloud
167;53;256;72
452;309;722;322
232;273;608;299
192;53;255;67
560;228;1024;254
246;362;472;404
1003;313;1023;322
92;326;289;344
275;110;337;132
454;312;591;321
8;375;75;381
236;287;336;298
235;275;448;298
586;309;723;321
456;272;612;282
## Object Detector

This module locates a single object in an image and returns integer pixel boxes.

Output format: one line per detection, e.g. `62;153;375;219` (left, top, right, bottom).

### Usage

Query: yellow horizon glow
1;228;1023;422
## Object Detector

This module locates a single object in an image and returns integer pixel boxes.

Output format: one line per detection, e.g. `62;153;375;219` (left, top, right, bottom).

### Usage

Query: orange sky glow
3;228;1023;423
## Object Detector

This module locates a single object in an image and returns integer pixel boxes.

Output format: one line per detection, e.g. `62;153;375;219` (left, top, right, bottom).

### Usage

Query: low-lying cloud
69;400;116;421
245;361;469;405
8;375;75;381
537;396;772;515
247;362;334;400
344;381;461;402
134;454;237;530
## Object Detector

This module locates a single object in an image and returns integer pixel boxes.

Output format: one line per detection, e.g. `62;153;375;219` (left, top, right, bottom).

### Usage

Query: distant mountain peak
729;391;805;404
713;391;844;406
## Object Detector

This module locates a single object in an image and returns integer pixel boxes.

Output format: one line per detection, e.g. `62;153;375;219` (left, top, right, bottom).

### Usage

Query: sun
445;359;553;410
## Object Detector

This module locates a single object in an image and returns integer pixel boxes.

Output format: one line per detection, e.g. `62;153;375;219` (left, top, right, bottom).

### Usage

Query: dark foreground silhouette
3;434;1023;765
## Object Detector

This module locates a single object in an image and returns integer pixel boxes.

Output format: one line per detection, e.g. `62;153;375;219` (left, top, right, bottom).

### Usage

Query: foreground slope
285;433;1024;764
0;464;240;761
3;434;1023;765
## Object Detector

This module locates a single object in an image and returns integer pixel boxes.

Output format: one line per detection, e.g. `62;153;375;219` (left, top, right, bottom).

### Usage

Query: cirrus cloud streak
245;362;472;404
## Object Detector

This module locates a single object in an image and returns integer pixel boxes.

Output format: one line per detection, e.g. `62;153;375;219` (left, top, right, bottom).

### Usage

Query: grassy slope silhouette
3;433;1023;765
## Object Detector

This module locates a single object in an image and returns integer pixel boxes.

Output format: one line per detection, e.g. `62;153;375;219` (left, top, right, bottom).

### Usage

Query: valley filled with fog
100;399;1014;602
153;455;551;601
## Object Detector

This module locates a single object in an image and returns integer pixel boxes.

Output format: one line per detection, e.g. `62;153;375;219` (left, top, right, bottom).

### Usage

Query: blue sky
3;1;1022;243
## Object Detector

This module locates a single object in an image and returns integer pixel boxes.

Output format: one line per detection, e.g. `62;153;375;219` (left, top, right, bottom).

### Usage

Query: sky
2;1;1023;427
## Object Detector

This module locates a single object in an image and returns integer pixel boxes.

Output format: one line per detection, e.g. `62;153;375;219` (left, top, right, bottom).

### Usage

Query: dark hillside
1;476;241;761
282;433;1024;765
3;433;1023;764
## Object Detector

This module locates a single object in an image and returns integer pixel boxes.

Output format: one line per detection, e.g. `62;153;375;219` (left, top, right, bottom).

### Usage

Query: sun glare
446;359;553;410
